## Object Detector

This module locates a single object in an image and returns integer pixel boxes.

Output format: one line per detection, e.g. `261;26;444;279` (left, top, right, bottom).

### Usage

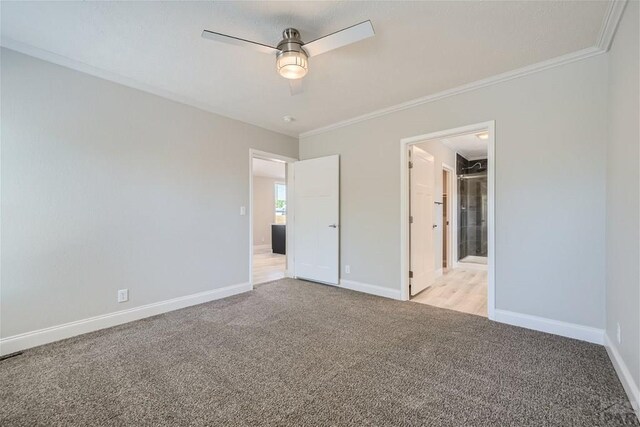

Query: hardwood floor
252;246;286;284
411;268;487;317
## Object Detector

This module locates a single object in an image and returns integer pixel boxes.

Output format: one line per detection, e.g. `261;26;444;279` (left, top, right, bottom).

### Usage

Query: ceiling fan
201;20;375;95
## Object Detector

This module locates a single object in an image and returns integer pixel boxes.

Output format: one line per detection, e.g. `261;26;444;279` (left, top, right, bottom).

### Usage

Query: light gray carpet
1;278;637;426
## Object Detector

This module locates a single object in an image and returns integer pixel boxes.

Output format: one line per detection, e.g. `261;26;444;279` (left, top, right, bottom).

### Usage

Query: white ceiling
253;158;285;180
441;133;488;161
1;1;610;136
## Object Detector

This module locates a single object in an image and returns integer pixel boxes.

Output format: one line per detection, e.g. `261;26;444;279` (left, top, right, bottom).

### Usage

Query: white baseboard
605;333;640;415
0;282;251;356
493;309;604;344
435;268;443;278
339;279;402;300
253;244;271;250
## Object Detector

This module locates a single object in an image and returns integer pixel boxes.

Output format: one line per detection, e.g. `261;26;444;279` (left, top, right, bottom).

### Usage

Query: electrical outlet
617;322;621;344
117;289;129;303
345;265;351;274
240;206;246;216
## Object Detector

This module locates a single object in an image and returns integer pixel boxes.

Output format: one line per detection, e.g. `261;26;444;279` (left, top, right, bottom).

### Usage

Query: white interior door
293;155;339;285
410;146;435;296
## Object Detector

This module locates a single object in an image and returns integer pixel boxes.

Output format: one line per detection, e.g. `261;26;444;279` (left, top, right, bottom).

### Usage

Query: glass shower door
458;173;488;261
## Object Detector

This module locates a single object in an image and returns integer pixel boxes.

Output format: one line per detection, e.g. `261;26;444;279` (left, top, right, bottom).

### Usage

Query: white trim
250;150;297;164
486;124;496;321
339;279;402;300
3;1;626;143
0;282;251;356
441;163;455;270
493;309;604;345
596;0;629;51
286;162;295;278
0;40;297;138
253;244;271;251
300;3;628;140
435;268;443;278
605;333;640;414
300;48;603;138
400;121;496;321
249;149;297;287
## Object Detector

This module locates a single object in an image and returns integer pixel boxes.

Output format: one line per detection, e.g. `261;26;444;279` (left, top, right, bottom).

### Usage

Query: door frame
399;121;496;320
249;149;298;288
441;163;456;271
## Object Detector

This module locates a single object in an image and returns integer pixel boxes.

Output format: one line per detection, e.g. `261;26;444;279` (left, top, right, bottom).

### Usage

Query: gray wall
1;48;298;338
301;54;608;329
605;1;639;392
252;175;280;246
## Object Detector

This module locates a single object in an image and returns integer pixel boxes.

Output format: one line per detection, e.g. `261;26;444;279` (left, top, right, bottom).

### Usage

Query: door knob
328;224;338;228
433;224;438;229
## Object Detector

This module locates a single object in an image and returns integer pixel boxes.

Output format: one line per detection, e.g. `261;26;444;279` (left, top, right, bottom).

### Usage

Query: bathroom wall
456;154;487;174
457;154;488;260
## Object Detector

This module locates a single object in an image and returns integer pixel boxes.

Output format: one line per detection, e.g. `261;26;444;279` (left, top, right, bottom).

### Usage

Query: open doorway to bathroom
401;122;495;318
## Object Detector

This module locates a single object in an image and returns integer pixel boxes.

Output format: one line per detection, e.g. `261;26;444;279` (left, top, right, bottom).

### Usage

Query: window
275;183;286;224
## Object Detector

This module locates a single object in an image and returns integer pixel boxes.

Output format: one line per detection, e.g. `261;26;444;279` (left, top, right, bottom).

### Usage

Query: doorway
249;150;297;287
250;152;340;288
400;121;495;319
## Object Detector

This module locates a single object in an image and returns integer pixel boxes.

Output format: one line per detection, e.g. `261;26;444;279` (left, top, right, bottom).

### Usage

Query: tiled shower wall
457;154;488;260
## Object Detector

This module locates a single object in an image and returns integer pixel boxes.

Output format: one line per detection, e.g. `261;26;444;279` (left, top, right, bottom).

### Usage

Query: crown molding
299;46;604;139
2;1;628;141
300;2;629;139
596;0;628;51
0;38;297;138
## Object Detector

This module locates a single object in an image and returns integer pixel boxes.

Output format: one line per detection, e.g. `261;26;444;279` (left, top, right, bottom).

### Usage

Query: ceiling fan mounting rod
282;28;301;41
277;28;306;55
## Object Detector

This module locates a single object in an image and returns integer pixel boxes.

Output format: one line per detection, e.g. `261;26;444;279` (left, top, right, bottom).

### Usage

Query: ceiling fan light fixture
276;50;308;79
202;20;375;89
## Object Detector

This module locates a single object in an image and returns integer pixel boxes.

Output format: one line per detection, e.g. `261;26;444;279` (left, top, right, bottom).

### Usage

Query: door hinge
409;270;413;278
409;216;413;224
408;161;413;169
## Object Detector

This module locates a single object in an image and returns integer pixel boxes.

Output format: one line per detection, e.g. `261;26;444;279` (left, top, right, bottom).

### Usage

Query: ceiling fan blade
201;30;278;55
302;20;374;57
289;79;304;96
